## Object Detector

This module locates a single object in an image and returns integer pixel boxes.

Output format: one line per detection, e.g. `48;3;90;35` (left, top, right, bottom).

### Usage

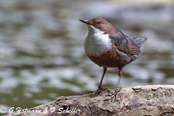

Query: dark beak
79;19;89;24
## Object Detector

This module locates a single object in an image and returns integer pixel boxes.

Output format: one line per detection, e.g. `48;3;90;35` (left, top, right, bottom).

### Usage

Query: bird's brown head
80;17;116;34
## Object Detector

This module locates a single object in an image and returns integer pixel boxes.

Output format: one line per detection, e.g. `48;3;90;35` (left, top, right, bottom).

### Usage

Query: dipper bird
80;17;147;99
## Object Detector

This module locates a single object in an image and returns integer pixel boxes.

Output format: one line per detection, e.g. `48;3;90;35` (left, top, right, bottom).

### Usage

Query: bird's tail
132;37;147;47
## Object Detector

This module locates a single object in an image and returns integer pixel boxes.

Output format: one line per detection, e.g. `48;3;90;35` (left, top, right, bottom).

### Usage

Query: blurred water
0;0;174;111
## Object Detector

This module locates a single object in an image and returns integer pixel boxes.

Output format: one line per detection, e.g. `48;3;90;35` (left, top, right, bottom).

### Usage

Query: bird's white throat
84;25;112;56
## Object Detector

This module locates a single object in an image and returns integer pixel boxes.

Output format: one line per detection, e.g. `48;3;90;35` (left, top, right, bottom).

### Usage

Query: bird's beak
79;19;89;24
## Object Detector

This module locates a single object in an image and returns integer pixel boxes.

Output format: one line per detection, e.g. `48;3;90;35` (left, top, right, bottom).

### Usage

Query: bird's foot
91;87;108;97
110;87;122;102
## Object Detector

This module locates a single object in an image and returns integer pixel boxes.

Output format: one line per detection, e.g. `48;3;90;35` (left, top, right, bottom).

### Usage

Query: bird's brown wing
109;31;140;55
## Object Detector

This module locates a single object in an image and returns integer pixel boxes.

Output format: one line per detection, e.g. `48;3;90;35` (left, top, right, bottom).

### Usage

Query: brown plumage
80;17;147;99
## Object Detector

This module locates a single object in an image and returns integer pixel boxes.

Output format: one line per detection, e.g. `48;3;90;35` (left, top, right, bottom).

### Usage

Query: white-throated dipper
80;17;147;99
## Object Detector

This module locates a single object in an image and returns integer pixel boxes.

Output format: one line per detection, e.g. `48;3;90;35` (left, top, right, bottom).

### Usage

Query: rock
5;85;174;116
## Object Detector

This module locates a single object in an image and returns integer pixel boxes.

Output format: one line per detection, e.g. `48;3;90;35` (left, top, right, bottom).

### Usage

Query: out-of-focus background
0;0;174;112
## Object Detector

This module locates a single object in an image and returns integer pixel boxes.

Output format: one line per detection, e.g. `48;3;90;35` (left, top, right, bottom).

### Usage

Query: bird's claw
110;87;122;102
91;87;108;97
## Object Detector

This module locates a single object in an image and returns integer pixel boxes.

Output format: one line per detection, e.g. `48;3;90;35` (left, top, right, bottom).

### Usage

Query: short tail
132;37;147;47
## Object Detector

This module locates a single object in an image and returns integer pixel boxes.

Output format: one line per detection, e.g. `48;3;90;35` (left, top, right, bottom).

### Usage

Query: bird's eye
96;21;100;24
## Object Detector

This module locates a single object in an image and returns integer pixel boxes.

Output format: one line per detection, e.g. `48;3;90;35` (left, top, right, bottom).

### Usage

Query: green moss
100;83;114;89
40;78;49;83
0;84;82;109
43;29;69;38
61;78;86;88
39;86;81;97
0;84;38;108
16;51;44;58
159;68;174;78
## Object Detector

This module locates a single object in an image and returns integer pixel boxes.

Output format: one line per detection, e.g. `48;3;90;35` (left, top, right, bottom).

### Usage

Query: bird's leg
92;67;107;97
111;68;122;100
98;67;107;90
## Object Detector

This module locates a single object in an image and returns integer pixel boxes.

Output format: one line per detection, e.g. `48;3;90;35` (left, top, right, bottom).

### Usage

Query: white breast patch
84;25;112;57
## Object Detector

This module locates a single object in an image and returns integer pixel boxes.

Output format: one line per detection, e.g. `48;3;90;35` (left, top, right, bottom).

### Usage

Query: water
0;0;174;113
